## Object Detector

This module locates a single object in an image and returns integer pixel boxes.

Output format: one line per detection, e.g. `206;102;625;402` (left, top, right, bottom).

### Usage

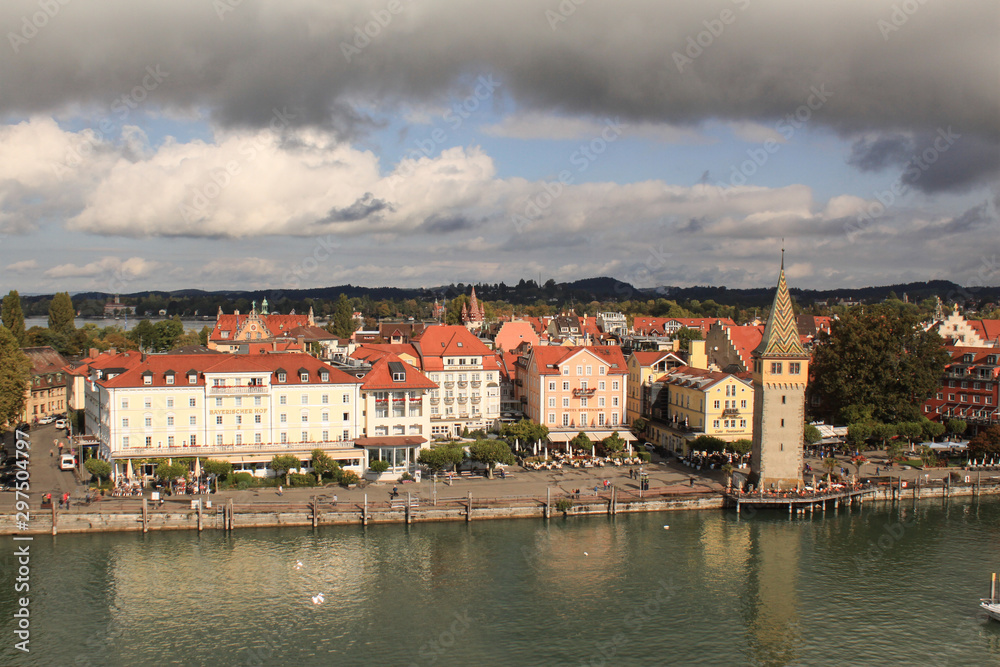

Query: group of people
42;492;71;509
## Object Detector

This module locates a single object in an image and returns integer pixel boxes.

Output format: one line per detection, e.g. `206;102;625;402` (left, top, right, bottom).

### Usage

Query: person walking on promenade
277;485;283;496
62;492;70;510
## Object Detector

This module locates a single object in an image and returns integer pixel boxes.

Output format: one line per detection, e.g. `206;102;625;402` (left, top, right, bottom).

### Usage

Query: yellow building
625;349;685;424
86;352;365;478
658;366;753;454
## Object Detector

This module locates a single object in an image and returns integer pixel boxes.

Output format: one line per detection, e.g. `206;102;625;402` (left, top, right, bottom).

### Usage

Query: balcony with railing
572;388;597;398
471;396;481;404
112;440;355;458
471;380;481;388
443;381;455;389
444;397;454;404
430;397;440;405
457;380;468;388
458;396;468;403
209;385;268;395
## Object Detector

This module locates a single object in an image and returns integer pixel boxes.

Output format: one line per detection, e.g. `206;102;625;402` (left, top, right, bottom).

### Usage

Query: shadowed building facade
749;255;809;490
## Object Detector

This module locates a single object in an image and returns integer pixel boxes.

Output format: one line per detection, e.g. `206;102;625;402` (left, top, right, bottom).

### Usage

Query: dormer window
987;356;997;365
320;371;329;382
166;375;174;385
188;372;198;384
964;354;975;363
300;371;309;382
143;376;152;385
221;331;230;339
277;372;287;383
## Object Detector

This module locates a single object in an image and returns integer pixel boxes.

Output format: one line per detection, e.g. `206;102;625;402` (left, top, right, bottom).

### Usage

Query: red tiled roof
726;325;765;369
494;321;540;353
629;350;677;366
661;365;750;390
98;352;361;389
528;345;628;375
968;319;1000;344
210;313;310;341
359;354;438;391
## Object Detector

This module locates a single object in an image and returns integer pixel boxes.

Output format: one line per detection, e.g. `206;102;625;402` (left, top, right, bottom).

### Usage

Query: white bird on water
294;561;303;570
311;593;325;605
584;552;588;556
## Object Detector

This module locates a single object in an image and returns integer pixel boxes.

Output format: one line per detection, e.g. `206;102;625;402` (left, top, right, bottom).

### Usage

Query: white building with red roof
85;351;365;478
409;325;502;436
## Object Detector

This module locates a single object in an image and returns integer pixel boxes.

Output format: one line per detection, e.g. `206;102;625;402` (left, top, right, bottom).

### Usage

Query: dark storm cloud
846;134;914;172
2;1;996;141
936;201;997;235
419;214;478;233
318;193;394;224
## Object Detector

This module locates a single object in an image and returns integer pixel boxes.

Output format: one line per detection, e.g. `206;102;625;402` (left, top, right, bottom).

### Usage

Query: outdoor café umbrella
193;457;201;479
125;459;133;481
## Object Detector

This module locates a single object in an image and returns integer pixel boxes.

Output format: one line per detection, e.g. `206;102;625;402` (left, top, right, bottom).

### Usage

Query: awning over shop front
546;430;638;444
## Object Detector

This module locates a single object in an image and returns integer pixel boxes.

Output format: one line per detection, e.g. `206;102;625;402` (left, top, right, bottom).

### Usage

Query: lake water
24;317;207;333
1;497;998;666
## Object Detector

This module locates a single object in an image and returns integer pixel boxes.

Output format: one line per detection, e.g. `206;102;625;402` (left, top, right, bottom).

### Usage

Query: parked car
37;415;56;425
59;454;76;471
55;419;68;430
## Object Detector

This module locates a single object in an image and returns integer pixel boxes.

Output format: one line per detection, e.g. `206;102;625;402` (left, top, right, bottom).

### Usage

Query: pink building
522;345;628;429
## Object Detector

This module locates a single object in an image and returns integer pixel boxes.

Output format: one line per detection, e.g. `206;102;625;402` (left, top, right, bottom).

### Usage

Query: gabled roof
359;354;438;391
494;321;540;353
969;319;1000;344
725;324;765;369
629;350;680;367
21;346;70;374
528;345;628;375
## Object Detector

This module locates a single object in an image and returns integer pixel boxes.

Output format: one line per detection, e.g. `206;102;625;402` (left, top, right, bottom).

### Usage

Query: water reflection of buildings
742;521;802;666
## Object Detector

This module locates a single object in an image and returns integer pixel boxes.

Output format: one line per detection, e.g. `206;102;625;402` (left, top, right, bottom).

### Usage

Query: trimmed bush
340;471;360;486
288;472;318;487
370;460;390;474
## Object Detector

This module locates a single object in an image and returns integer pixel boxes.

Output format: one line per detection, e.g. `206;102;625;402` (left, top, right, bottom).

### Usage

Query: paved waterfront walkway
4;444;998;514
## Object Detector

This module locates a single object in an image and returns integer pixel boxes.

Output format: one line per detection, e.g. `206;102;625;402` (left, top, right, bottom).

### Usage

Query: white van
59;454;76;471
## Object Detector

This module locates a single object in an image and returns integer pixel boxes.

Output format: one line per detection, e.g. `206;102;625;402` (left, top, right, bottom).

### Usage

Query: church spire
753;254;805;357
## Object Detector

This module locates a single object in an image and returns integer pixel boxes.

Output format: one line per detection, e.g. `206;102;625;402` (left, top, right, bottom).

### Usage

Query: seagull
663;526;670;530
311;593;325;605
583;552;588;556
294;561;303;570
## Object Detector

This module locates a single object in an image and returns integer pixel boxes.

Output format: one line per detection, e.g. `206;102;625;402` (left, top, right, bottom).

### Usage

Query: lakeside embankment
6;481;1000;535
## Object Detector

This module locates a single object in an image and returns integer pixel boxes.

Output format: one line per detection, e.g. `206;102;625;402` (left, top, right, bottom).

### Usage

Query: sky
1;0;998;296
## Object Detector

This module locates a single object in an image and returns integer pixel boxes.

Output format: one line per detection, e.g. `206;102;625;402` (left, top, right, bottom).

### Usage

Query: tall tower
749;253;810;490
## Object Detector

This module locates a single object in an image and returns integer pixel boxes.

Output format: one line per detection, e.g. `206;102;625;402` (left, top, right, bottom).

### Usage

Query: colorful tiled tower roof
753;252;807;358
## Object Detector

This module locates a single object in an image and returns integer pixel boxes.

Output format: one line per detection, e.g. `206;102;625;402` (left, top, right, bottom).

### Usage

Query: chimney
89;348;98;358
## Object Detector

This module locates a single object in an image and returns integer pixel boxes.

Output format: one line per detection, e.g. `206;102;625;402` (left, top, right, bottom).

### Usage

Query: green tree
690;435;727;453
418;444;465;473
327;294;356;339
804;423;822;446
203;459;233;492
968;425;1000;458
809;304;949;424
921;418;946;442
153;318;185;351
946;419;967;440
871;422;897;449
370;459;390;474
730;439;753;456
671;327;703;352
499;419;549;449
570;431;593;453
630;417;648;439
155;460;186;482
0;326;31;426
469;439;515;478
270;454;300;485
896;421;924;449
2;290;26;346
198;326;212;346
847;421;873;448
311;449;341;480
822;456;838;480
84;458;112;483
48;292;76;335
602;431;626;453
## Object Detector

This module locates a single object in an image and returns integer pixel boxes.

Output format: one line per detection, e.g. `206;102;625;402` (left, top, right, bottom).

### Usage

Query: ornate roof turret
753;252;806;358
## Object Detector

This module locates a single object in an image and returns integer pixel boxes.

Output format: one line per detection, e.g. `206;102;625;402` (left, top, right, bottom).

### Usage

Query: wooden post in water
142;498;148;533
545;487;551;519
311;496;318;529
362;494;368;526
227;498;234;530
405;492;412;525
197;499;203;532
466;492;472;522
51;503;57;536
